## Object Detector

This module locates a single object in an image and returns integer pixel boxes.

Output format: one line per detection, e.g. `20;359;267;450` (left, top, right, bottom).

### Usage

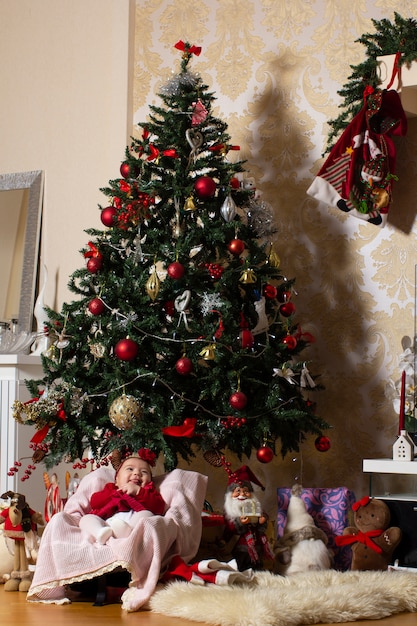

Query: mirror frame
0;170;44;332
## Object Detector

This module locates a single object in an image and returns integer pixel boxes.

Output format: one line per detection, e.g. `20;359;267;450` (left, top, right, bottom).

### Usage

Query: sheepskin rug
150;569;417;626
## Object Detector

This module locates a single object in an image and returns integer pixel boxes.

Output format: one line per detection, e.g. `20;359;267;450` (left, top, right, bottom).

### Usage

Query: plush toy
273;484;332;575
335;496;401;571
0;491;44;591
223;465;274;571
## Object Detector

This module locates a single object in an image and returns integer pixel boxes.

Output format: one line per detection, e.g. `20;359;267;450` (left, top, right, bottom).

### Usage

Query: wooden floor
2;585;417;626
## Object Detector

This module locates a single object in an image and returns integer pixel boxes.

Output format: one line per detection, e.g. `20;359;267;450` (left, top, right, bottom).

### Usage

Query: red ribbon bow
352;496;370;512
83;241;102;259
174;40;202;57
335;529;383;554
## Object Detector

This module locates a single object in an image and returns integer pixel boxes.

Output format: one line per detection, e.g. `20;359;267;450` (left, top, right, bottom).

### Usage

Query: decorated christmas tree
13;41;328;474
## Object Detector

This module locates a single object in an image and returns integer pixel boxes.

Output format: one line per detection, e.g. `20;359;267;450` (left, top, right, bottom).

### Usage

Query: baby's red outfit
89;481;166;519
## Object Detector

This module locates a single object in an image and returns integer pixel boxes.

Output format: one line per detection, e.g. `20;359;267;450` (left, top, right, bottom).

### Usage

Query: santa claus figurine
223;465;273;571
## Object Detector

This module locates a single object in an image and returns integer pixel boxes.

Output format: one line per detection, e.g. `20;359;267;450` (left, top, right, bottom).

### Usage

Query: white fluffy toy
274;484;332;575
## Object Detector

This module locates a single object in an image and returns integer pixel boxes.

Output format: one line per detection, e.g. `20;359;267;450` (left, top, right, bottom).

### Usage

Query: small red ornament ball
230;177;240;189
87;257;103;273
229;391;247;410
175;356;193;376
263;284;277;300
240;329;254;349
277;290;292;303
88;297;105;316
228;238;245;256
315;436;331;452
114;338;139;361
256;445;274;463
167;261;185;280
282;335;297;350
100;206;117;227
120;162;137;179
279;302;296;317
194;176;216;199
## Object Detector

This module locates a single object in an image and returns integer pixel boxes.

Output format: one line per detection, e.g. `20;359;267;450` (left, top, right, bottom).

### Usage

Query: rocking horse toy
0;491;43;591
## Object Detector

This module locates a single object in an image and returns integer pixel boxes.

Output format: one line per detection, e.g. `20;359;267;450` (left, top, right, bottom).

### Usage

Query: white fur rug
150;569;417;626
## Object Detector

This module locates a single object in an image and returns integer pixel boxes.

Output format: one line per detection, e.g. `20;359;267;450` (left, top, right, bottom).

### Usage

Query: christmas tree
14;41;328;473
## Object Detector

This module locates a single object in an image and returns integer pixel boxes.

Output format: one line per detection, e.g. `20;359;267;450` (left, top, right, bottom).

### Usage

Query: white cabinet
363;458;417;500
0;354;48;513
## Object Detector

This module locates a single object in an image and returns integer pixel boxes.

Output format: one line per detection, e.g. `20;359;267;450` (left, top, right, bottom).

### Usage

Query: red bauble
194;176;216;199
240;329;254;349
167;261;185;280
229;391;247;410
263;284;277;300
228;238;245;256
114;338;139;361
230;177;240;189
100;206;117;227
315;436;331;452
256;445;274;463
87;257;103;273
120;162;138;179
88;297;105;316
282;335;297;350
279;302;296;317
175;356;193;376
277;290;292;303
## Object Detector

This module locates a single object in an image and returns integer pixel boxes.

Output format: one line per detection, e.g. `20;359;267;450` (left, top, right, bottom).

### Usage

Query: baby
79;451;166;544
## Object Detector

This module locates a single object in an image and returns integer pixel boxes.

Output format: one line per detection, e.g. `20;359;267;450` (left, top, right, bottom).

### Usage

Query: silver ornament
220;194;237;222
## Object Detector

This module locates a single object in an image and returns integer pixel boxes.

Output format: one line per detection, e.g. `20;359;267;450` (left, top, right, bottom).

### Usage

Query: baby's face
116;458;151;488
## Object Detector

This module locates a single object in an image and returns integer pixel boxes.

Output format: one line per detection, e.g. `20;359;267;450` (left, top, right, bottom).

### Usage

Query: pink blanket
27;467;207;611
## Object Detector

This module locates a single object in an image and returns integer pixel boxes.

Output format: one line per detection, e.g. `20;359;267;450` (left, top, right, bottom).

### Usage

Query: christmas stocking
307;88;407;227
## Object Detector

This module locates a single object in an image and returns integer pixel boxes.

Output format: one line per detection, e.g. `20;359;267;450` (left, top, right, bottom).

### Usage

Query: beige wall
0;0;135;311
1;0;417;517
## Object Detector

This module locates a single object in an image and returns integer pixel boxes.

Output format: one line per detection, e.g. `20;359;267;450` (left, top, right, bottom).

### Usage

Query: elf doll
223;465;273;571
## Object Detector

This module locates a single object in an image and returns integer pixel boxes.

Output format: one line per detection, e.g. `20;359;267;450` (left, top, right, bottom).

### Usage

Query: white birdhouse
392;430;414;461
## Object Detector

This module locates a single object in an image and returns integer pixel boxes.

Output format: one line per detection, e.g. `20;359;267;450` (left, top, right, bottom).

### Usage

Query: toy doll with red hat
222;463;274;571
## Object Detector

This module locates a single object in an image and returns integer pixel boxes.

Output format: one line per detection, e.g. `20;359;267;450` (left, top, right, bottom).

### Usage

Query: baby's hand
118;483;141;496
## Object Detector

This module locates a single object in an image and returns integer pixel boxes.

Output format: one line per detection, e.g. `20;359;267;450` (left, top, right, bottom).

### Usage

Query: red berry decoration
175;356;193;376
194;176;216;199
167;261;185;280
87;256;103;274
88;297;105;316
114;338;139;361
315;436;331;452
229;391;247;410
100;206;117;227
282;335;297;350
279;301;296;317
228;238;245;256
240;329;254;349
256;445;274;463
263;284;277;300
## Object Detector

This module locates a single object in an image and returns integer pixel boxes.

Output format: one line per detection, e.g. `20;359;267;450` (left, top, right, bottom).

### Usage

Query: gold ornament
268;247;280;268
184;195;196;211
146;267;160;301
109;394;143;430
199;343;216;360
239;268;257;284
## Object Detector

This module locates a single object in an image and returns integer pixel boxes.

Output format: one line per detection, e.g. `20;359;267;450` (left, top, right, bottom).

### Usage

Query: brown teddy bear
335;496;401;571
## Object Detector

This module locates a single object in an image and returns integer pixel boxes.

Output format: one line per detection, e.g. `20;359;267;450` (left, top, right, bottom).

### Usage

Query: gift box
277;487;356;571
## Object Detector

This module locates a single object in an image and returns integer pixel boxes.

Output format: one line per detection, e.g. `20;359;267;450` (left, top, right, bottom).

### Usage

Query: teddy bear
335;496;401;571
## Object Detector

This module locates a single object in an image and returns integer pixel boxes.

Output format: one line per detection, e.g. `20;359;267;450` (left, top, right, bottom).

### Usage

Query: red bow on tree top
174;40;202;57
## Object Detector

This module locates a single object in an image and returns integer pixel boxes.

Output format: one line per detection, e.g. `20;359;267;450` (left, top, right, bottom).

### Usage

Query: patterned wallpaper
133;0;417;516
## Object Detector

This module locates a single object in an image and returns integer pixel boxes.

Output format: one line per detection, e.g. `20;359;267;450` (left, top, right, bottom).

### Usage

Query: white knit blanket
150;569;417;626
27;466;207;612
